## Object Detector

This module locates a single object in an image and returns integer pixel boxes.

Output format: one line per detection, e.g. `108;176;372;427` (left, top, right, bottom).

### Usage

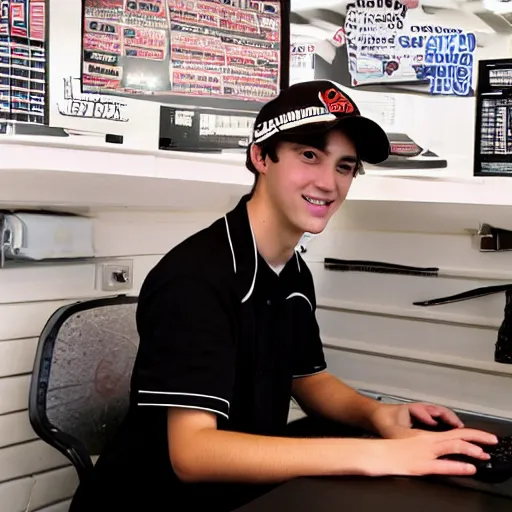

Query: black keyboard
409;419;512;484
443;435;512;483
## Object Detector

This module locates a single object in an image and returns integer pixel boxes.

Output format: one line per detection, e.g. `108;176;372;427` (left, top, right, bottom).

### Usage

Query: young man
70;80;497;512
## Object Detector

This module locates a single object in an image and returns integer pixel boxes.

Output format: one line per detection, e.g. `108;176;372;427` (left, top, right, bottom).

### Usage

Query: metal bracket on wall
413;283;512;365
478;223;512;252
0;214;8;268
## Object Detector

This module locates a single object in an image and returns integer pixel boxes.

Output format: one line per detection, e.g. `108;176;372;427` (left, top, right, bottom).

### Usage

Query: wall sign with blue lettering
344;1;477;96
399;32;476;96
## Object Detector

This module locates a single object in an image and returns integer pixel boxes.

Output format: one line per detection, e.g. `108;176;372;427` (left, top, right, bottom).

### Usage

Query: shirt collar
224;194;301;303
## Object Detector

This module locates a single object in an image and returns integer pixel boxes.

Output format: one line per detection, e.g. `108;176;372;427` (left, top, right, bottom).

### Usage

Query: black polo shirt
70;194;327;512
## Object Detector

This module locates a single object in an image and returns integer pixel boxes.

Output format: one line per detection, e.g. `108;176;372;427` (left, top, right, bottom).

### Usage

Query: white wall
0;210;221;512
307;200;512;419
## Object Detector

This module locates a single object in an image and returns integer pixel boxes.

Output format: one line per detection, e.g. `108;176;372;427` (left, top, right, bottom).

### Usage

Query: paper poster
344;0;476;96
82;10;123;89
10;0;28;37
29;0;45;40
124;0;167;28
0;0;9;36
290;43;315;84
123;26;166;61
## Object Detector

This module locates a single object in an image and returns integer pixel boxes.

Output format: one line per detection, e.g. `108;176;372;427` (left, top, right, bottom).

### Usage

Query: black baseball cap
249;79;390;166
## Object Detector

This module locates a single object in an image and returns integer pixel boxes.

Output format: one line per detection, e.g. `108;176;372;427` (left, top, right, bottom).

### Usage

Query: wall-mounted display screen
474;58;512;176
0;0;47;126
80;0;290;112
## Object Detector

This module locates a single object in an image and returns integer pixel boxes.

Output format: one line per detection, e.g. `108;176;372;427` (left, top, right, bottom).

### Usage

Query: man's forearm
292;372;381;432
171;427;382;483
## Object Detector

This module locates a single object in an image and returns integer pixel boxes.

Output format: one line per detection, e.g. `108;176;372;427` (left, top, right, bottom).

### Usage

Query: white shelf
1;136;511;210
1;136;252;210
347;174;511;206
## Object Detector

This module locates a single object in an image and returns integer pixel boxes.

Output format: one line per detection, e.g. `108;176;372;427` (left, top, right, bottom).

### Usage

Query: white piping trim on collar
241;223;258;303
295;251;301;272
224;215;237;274
286;292;313;311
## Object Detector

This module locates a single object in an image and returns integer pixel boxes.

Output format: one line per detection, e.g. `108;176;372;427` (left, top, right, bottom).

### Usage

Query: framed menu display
81;0;290;112
474;58;512;176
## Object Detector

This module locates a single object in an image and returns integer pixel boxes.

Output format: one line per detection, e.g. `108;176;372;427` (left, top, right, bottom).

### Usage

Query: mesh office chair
29;294;139;482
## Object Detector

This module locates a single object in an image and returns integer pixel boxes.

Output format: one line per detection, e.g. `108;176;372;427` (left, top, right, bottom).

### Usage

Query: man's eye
337;164;354;174
302;150;316;160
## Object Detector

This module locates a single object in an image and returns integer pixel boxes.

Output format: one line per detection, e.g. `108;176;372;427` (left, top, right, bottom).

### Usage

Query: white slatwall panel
0;375;30;415
93;210;219;257
0;411;37;448
0;442;68;481
317;308;498;363
0;467;77;512
0;339;38;377
313;267;504;322
0;211;222;512
0;255;161;304
0;478;33;512
333;201;512;235
28;467;78;511
303;201;512;420
0;301;77;341
326;347;512;419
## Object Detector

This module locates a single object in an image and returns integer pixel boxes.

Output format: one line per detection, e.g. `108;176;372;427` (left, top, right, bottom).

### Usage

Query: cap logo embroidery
253;105;329;142
319;89;355;114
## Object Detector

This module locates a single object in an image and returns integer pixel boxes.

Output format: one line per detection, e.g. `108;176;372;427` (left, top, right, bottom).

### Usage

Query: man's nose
313;165;337;192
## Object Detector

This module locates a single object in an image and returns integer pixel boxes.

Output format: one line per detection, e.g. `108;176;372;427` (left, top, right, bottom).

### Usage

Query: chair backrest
29;294;139;481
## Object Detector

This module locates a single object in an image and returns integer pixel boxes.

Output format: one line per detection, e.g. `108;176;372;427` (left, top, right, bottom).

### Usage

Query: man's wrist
352;394;384;433
365;401;406;437
331;436;394;477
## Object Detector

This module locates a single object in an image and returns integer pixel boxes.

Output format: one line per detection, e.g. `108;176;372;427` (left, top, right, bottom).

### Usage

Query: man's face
254;129;358;236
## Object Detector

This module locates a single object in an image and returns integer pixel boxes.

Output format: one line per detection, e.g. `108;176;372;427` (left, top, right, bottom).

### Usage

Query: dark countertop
235;475;512;512
236;409;512;511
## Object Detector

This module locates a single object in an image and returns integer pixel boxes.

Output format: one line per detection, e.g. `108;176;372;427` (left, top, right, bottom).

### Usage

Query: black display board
474;58;512;177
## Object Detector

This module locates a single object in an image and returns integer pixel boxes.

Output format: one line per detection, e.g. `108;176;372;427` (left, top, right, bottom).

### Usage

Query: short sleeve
291;310;327;378
288;265;327;379
133;275;235;419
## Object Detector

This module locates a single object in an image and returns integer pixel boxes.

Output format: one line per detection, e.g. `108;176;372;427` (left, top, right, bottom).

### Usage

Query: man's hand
369;401;464;439
366;427;498;477
367;428;498;477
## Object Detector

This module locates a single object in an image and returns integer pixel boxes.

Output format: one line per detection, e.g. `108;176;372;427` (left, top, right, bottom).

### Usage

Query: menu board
82;0;283;103
0;0;46;125
474;58;512;176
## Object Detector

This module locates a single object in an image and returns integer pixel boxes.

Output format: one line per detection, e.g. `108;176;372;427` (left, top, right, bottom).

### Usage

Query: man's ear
250;143;268;175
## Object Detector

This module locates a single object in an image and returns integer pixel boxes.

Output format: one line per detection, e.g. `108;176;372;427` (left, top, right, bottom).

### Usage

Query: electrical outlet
98;259;133;291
